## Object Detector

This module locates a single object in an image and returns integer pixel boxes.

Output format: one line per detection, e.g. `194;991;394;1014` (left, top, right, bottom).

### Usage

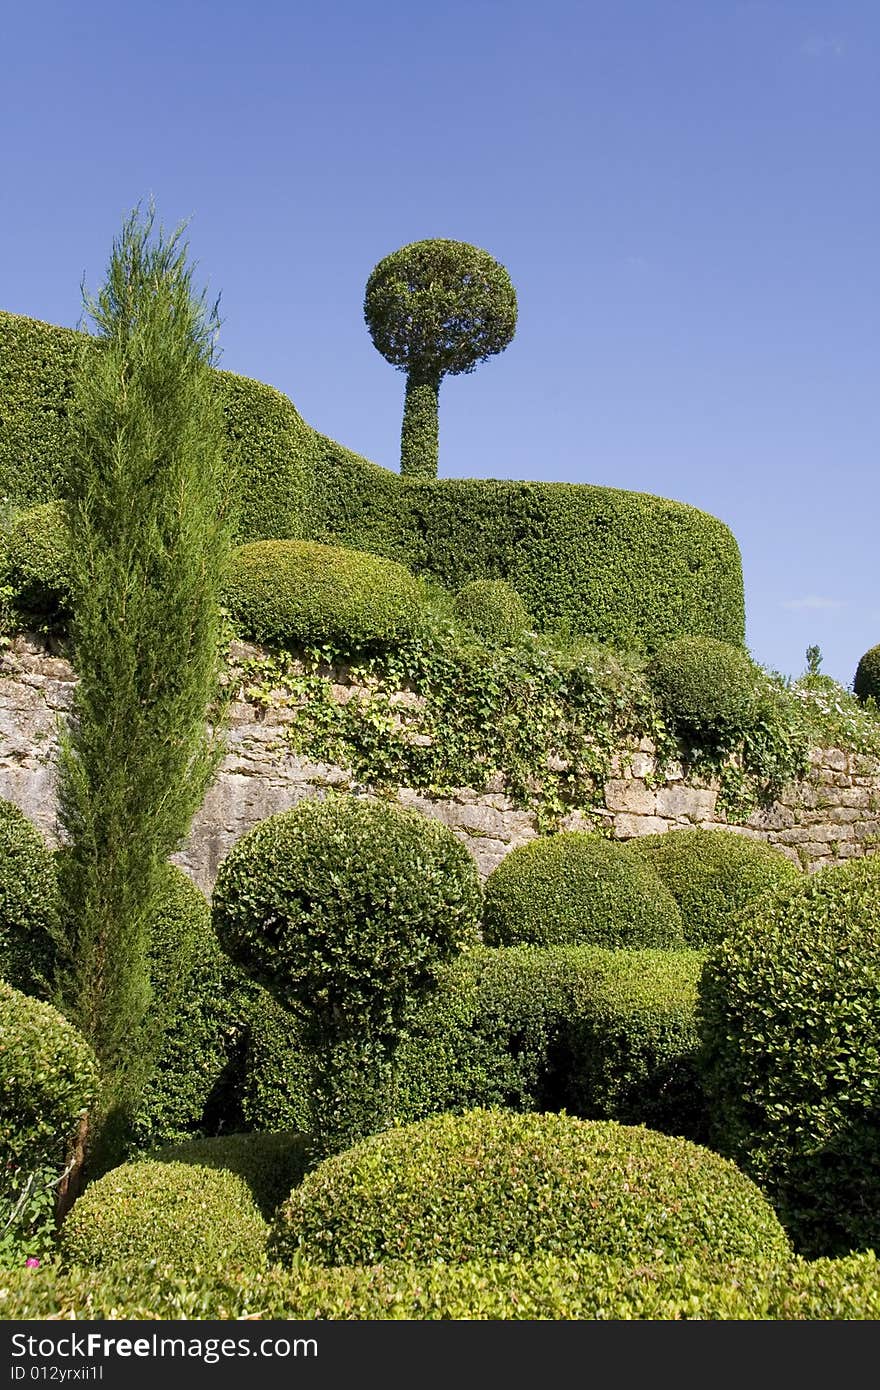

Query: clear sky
2;0;877;685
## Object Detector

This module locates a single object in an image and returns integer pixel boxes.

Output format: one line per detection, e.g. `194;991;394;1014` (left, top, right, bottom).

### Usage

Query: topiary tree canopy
364;239;517;479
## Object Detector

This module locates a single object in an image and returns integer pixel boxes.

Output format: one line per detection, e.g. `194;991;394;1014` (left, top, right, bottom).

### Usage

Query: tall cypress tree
55;206;232;1169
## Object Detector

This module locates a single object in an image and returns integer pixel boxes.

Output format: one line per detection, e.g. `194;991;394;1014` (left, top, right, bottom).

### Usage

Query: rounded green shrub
269;1108;790;1267
148;1131;312;1220
647;636;762;743
482;833;684;949
452;579;531;644
223;539;424;651
626;828;800;946
60;1161;268;1272
699;855;880;1256
1;501;71;622
854;644;880;703
0;800;60;995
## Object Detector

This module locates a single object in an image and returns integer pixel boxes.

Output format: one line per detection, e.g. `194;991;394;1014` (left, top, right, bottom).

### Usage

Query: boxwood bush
452;578;531;643
147;1130;312;1220
647;635;762;744
482;832;684;949
59;1161;268;1272
0;800;60;996
0;500;70;624
854;644;880;703
699;856;880;1256
626;828;800;946
269;1108;790;1267
222;539;425;652
6;1252;880;1320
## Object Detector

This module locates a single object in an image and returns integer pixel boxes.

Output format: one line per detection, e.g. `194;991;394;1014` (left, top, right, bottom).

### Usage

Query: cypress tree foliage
364;239;517;479
55;206;232;1169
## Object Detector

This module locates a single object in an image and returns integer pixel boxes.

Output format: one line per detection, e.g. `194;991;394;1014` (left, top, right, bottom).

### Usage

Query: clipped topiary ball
482;833;684;949
146;1131;311;1221
1;501;71;623
854;645;880;703
269;1108;790;1267
453;579;531;644
647;636;762;744
699;855;880;1256
223;539;424;652
0;799;60;996
626;828;800;946
60;1161;268;1272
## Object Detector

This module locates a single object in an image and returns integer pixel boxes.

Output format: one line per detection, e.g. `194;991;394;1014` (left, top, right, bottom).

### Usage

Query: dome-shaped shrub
0;801;60;996
148;1130;311;1220
222;539;424;652
854;645;880;703
1;501;71;622
269;1108;790;1267
647;636;762;743
626;828;800;946
453;579;531;644
482;833;684;949
0;980;98;1169
60;1161;268;1271
699;856;880;1256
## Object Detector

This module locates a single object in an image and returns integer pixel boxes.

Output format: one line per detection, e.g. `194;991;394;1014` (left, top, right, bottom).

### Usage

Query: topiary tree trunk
400;372;440;479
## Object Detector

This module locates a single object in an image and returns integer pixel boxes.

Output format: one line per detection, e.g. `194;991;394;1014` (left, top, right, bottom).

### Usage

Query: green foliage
147;1130;312;1220
0;800;60;996
0;501;71;625
236;991;311;1134
625;828;800;946
854;644;880;703
0;981;99;1262
647;636;763;742
223;539;424;653
5;1251;880;1320
59;1160;268;1272
452;578;531;643
482;832;685;949
0;312;80;506
364;239;517;478
698;856;880;1256
216;370;315;543
269;1108;790;1267
212;795;482;1153
54;207;233;1157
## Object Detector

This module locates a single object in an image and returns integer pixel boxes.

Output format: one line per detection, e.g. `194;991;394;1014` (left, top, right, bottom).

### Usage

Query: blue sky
2;0;877;685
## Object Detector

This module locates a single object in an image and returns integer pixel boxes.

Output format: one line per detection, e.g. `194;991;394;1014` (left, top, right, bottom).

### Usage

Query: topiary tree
364;239;517;479
698;856;880;1256
268;1108;791;1268
212;795;483;1157
646;636;762;746
854;644;880;703
0;501;71;626
453;579;531;645
482;833;685;950
0;800;60;997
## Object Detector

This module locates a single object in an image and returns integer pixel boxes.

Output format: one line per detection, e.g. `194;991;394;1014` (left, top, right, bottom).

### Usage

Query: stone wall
2;636;879;894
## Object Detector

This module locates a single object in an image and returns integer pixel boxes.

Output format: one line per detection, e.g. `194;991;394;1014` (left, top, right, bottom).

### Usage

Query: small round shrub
60;1161;268;1272
647;636;762;743
148;1131;312;1220
482;833;684;949
269;1108;790;1267
699;855;880;1256
854;644;880;703
626;828;800;946
0;800;60;995
2;501;71;622
452;579;531;644
0;980;98;1168
223;539;424;651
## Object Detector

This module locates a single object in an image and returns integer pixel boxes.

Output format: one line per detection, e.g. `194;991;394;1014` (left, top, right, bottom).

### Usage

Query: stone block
655;785;716;820
613;814;670;839
604;779;657;815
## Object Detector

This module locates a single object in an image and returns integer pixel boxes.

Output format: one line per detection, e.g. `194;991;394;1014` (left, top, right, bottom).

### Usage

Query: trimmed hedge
854;644;880;703
482;832;685;949
0;311;746;653
1;500;71;622
270;1109;790;1267
699;856;880;1257
60;1161;268;1272
625;828;801;946
223;539;424;651
0;800;60;996
148;1130;312;1220
452;578;531;643
647;636;762;743
237;990;311;1134
6;1252;880;1320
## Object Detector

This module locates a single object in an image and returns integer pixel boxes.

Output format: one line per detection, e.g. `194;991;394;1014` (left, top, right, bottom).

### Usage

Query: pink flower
25;1258;40;1268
